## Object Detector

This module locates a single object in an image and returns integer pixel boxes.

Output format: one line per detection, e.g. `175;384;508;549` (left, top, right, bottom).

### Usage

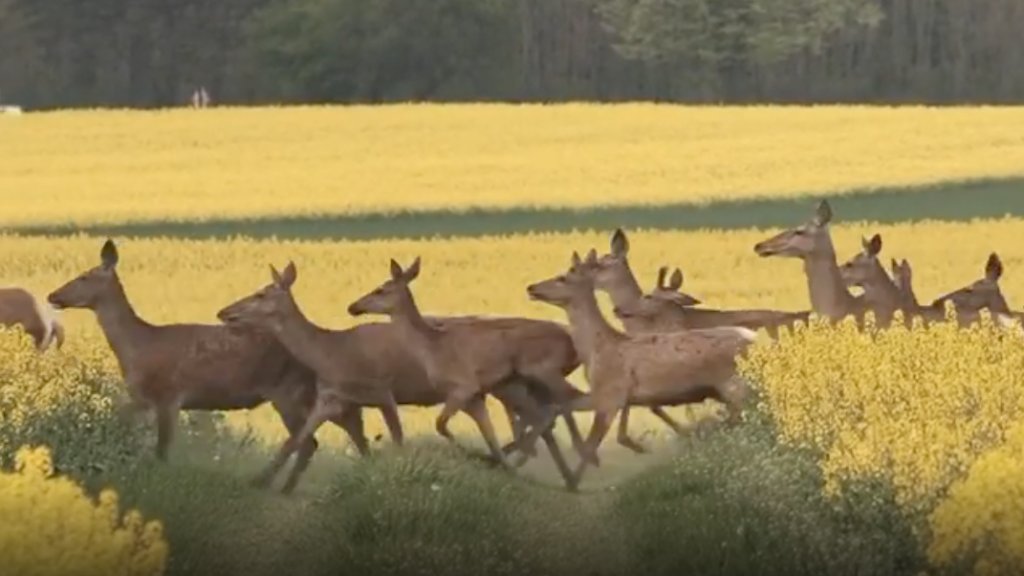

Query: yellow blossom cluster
928;420;1024;575
3;105;1024;226
739;310;1024;512
0;445;168;576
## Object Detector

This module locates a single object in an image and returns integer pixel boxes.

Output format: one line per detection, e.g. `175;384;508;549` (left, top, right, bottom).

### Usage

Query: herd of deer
0;199;1017;493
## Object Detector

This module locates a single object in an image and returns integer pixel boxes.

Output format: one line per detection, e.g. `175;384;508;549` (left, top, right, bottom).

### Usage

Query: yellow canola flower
3;105;1024;225
0;445;168;576
929;422;1024;575
739;311;1024;512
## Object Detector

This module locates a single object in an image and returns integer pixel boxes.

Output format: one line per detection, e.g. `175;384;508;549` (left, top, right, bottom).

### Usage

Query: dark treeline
1;0;1022;109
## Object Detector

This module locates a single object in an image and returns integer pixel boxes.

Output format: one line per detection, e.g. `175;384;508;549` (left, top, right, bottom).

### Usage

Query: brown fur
527;249;755;487
47;240;318;494
0;287;63;351
347;256;591;489
217;261;587;490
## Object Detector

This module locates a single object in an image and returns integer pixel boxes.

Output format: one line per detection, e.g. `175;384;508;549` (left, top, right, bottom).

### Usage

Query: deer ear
867;234;882;256
389;259;403;280
656;266;668;290
611;228;629;256
100;239;119;269
570;251;582;268
669;268;684;290
585;248;598;264
270;264;282;285
404;257;421;282
987;253;1003;281
890;258;900;274
814;200;833;226
279;261;297;288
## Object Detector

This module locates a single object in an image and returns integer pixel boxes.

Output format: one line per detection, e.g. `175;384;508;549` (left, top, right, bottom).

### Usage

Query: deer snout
47;291;67;310
526;284;543;300
347;302;366;316
753;241;776;257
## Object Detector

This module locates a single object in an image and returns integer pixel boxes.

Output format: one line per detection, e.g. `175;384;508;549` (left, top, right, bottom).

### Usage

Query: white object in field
0;105;23;115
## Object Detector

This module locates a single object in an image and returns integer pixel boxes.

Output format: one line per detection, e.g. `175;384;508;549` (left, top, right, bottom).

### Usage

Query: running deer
839;240;1004;328
753;200;872;325
588;229;805;452
47;240;320;494
610;265;810;337
527;249;756;486
217;261;587;491
837;233;904;328
0;287;64;351
346;257;593;480
890;258;920;310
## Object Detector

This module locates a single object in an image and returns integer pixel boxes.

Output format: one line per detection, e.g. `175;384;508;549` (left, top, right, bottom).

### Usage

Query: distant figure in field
190;86;211;109
0;287;64;351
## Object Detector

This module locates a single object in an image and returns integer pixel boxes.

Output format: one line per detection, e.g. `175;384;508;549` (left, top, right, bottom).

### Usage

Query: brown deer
217;261;587;490
890;258;920;310
527;249;756;485
611;265;810;338
346;257;594;476
47;239;320;494
754;200;873;325
0;287;64;351
837;233;905;328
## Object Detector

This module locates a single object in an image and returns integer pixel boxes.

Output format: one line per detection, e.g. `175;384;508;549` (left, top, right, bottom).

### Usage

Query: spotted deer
0;287;64;351
347;257;593;483
47;240;319;494
527;249;756;486
217;261;587;490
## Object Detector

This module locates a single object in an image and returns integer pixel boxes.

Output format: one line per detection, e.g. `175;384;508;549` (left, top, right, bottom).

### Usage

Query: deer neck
389;290;441;360
564;288;622;359
602;266;643;309
92;276;152;375
861;261;903;310
803;247;857;320
989;292;1012;315
268;295;336;376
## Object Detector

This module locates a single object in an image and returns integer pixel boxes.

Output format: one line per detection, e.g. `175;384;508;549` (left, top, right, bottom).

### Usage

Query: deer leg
331;405;370;456
461;394;512;470
616;405;648;454
493;384;540;462
154;403;179;462
540;427;578;492
252;396;334;490
377;394;405;447
271;398;320;496
516;370;588;464
650;406;686;436
571;407;618;486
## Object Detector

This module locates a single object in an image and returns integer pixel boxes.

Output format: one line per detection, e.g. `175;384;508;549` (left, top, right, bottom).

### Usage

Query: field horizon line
9;177;1024;242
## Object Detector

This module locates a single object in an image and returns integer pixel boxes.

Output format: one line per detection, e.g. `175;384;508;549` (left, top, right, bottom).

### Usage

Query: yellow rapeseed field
4;217;1024;572
0;445;168;576
3;105;1024;226
2;215;1024;443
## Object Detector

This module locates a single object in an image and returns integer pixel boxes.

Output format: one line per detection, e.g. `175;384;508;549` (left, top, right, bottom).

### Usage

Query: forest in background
1;0;1022;108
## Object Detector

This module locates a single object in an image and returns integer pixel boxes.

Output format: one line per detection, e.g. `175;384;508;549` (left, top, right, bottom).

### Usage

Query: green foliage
244;0;519;102
0;329;141;476
607;422;924;576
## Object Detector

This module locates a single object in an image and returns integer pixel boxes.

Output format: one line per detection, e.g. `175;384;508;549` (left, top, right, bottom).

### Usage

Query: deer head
753;200;834;259
348;257;421;317
48;239;122;309
527;250;597;309
890;258;918;306
931;253;1010;314
612;266;699;320
838;233;884;288
216;262;298;331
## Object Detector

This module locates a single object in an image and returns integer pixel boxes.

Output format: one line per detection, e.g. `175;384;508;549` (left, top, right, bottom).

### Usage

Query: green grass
63;415;924;576
13;177;1024;241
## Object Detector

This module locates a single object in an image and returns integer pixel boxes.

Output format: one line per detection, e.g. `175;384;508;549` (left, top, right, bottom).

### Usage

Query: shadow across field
14;177;1024;241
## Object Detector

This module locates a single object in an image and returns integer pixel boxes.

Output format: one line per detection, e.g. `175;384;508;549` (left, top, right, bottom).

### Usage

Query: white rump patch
731;327;758;342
